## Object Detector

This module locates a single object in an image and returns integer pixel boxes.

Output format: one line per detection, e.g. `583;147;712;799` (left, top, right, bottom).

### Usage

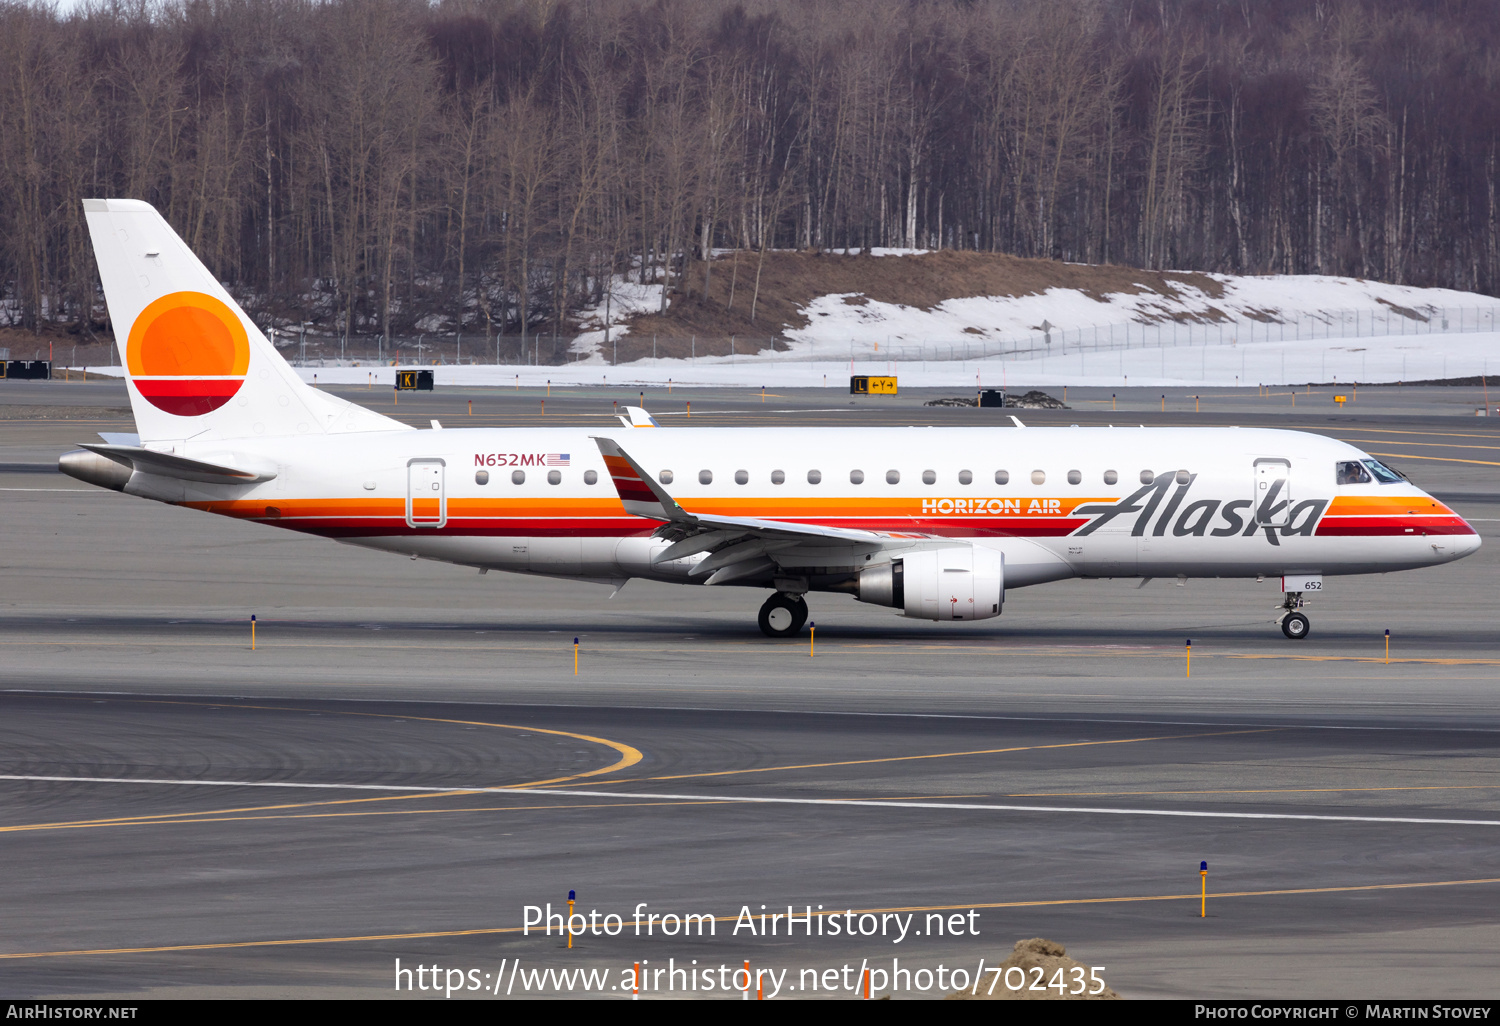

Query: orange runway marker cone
1385;628;1390;665
1200;861;1208;917
574;637;579;676
567;890;575;949
1185;638;1191;678
250;614;256;651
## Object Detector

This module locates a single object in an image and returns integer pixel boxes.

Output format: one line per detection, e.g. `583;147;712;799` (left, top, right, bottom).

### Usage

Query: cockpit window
1362;458;1405;484
1336;460;1372;485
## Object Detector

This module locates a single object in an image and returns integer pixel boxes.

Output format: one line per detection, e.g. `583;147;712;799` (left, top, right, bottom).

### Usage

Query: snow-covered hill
788;272;1493;358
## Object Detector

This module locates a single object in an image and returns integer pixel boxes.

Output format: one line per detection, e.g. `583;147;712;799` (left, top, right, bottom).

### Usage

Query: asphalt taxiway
2;378;1499;999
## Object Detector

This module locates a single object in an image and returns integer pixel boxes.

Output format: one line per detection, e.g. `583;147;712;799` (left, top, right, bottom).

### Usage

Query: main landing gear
758;593;809;638
1278;592;1310;640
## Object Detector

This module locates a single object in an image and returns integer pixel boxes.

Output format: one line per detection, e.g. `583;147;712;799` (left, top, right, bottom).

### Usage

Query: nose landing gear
758;592;809;637
1277;592;1310;639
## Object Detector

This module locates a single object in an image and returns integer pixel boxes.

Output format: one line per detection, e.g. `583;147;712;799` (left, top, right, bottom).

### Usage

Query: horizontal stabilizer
79;443;276;484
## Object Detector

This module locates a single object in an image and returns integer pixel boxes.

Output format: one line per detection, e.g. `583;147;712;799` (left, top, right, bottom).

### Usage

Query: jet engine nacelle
856;546;1004;621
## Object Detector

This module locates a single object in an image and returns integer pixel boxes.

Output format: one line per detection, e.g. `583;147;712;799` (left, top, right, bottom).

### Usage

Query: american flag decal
545;453;571;466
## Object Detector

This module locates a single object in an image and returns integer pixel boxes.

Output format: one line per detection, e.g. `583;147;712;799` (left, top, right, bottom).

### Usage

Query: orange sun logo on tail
126;291;250;416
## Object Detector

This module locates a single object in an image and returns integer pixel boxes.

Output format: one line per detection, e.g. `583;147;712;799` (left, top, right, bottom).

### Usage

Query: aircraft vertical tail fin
82;199;407;443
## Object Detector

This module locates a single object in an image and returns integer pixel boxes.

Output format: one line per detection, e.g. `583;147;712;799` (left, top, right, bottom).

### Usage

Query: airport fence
35;305;1500;372
264;304;1500;369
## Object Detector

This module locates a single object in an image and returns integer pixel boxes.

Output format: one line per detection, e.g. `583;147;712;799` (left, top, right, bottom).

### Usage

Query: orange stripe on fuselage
180;495;1115;525
1324;495;1459;518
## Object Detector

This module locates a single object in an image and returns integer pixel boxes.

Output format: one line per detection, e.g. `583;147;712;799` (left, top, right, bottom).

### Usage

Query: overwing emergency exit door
407;459;446;528
1253;458;1291;527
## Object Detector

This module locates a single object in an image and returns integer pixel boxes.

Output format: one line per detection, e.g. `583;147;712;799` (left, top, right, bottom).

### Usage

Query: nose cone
1426;496;1481;563
1450;519;1483;560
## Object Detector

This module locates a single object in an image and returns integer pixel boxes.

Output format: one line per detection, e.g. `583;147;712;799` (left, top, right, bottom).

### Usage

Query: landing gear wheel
758;593;808;638
1281;611;1310;640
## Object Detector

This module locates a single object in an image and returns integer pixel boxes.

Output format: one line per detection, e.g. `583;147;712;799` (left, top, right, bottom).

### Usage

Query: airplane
60;199;1480;640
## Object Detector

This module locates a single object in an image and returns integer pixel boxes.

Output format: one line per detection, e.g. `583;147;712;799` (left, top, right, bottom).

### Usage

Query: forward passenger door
1253;458;1291;527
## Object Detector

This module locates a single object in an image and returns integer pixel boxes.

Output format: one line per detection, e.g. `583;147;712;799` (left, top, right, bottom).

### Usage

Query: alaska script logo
1071;471;1325;547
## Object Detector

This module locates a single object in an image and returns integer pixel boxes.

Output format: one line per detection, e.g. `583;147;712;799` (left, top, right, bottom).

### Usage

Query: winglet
616;406;659;428
591;437;687;522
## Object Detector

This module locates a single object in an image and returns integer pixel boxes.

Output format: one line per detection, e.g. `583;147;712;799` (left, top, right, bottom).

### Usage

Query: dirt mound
946;938;1120;1001
1008;389;1069;409
922;390;1066;409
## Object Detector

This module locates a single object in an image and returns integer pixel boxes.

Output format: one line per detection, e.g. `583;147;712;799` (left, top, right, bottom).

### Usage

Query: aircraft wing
592;436;894;585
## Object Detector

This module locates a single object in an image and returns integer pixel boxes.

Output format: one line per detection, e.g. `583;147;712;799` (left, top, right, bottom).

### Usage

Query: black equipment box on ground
0;360;51;380
395;369;435;391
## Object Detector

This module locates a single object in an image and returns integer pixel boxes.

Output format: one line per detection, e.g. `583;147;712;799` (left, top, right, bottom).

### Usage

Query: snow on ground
80;327;1500;390
787;273;1494;359
825;247;932;257
566;277;668;360
73;268;1500;389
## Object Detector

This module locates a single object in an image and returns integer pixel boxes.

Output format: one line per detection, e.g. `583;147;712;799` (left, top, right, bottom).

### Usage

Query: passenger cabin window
1140;470;1155;484
659;470;673;484
771;470;785;485
922;470;936;485
699;470;713;485
511;470;525;485
1175;469;1191;484
583;470;597;485
886;470;901;484
1103;470;1118;485
958;470;973;485
1363;459;1404;483
850;469;864;484
734;470;749;485
1067;470;1081;485
1337;460;1373;485
475;470;489;485
548;470;561;485
994;470;1008;485
1031;470;1046;485
807;470;822;484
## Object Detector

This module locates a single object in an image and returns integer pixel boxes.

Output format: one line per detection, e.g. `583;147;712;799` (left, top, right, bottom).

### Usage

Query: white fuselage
121;425;1476;592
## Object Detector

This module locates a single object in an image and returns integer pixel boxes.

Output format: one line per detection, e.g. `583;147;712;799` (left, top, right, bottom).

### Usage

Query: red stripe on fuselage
232;514;1093;539
1316;516;1475;537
